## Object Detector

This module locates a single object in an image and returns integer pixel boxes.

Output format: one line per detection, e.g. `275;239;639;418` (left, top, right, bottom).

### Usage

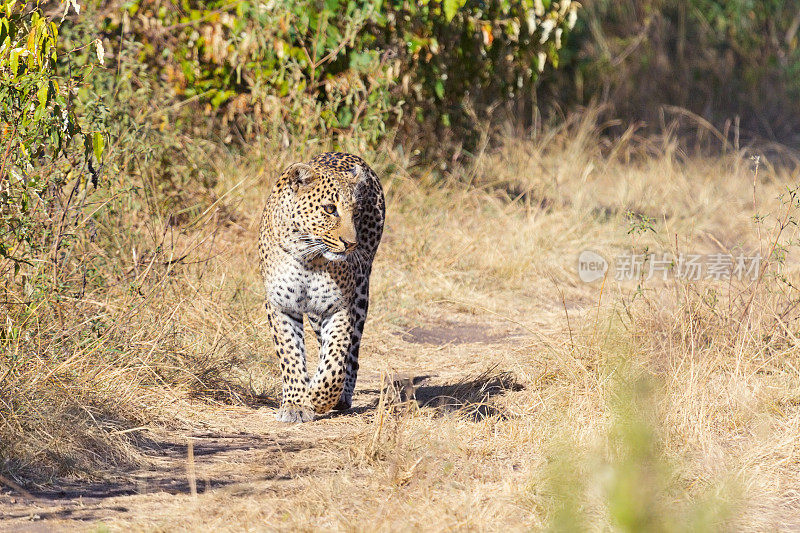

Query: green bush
104;0;579;143
0;0;105;275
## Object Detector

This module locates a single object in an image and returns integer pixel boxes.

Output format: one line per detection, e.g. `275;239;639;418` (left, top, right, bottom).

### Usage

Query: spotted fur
259;152;385;423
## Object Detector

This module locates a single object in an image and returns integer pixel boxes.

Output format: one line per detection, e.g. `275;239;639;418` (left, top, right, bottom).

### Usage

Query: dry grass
2;110;800;530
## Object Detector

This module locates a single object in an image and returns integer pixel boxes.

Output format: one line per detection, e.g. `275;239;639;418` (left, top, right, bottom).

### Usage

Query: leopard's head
280;162;366;261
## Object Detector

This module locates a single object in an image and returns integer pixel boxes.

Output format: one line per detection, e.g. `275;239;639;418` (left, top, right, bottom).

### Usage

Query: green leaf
37;82;48;108
444;0;459;21
349;50;376;72
434;79;444;99
10;47;20;75
92;131;104;161
407;35;426;54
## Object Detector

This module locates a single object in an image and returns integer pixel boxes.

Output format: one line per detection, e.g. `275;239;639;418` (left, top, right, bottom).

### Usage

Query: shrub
103;0;579;144
0;0;105;277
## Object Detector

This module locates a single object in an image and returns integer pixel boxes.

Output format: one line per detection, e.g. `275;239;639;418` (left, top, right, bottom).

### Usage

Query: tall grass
2;108;799;530
0;119;405;481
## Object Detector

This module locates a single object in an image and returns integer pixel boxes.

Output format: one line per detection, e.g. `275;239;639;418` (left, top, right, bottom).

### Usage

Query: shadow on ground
365;369;524;421
416;371;524;420
0;430;315;524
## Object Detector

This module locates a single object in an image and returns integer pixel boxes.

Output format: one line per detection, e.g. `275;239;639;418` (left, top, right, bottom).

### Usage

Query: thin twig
558;285;575;351
0;124;18;184
0;474;38;502
186;438;197;497
737;188;796;332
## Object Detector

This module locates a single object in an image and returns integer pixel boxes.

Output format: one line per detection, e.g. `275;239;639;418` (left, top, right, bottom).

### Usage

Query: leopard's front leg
309;306;352;414
266;304;314;423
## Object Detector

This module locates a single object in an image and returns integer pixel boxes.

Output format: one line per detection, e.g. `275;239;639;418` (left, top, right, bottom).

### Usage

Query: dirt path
0;313;545;531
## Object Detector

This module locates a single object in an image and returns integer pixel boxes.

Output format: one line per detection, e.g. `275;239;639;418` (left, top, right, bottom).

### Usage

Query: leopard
258;152;385;423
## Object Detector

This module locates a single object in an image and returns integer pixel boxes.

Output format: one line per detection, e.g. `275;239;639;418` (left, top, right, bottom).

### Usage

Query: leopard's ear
350;164;367;183
284;163;317;189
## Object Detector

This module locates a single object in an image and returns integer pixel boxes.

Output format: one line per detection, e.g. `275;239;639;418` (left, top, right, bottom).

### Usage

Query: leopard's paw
332;396;352;411
275;405;315;423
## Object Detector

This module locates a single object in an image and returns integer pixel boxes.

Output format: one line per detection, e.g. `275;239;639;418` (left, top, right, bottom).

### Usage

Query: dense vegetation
556;0;800;145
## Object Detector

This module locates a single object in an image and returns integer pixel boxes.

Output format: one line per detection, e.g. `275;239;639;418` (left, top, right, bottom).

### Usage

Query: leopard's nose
340;237;358;252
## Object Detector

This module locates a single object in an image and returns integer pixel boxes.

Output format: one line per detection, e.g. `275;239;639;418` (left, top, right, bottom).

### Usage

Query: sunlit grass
2;109;799;529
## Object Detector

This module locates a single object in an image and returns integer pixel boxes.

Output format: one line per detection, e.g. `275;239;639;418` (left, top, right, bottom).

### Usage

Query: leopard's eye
322;204;337;215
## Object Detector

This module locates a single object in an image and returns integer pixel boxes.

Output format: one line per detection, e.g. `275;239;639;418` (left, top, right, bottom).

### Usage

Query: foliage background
550;0;800;146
